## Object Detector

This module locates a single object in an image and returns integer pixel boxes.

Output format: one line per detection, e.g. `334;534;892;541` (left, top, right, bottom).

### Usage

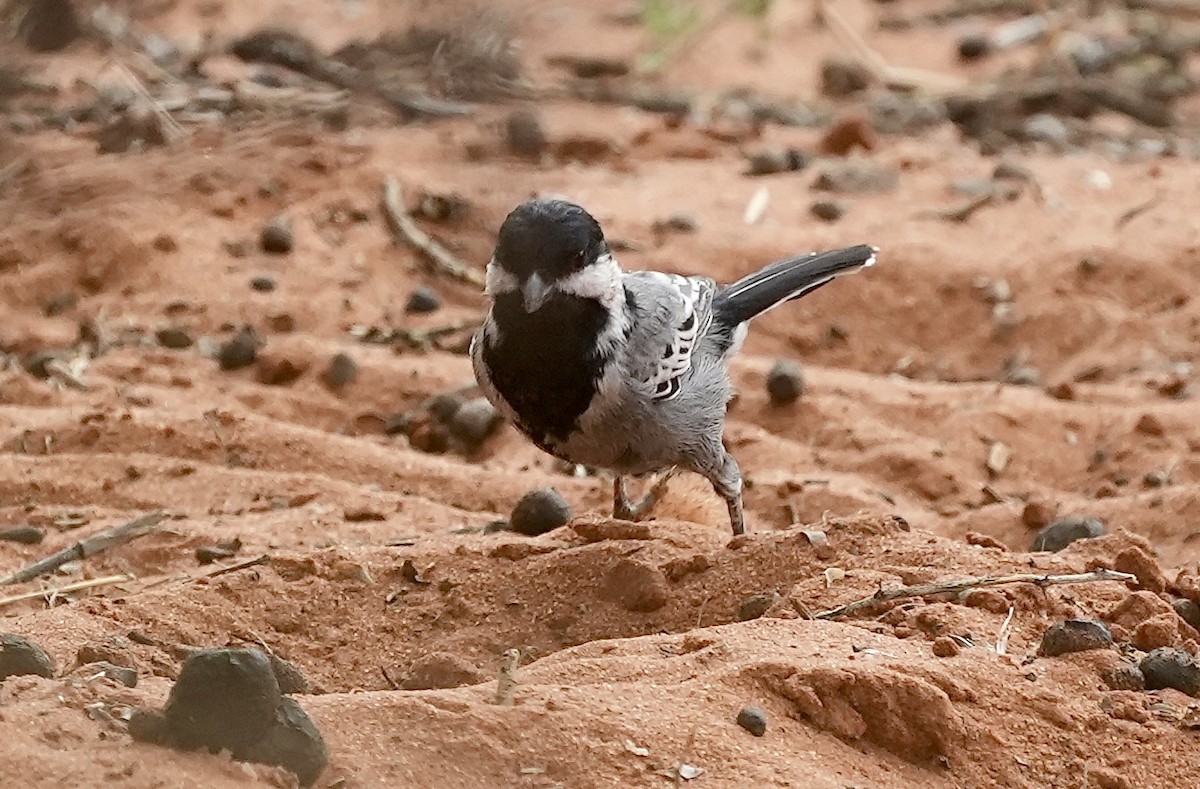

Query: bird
470;198;877;536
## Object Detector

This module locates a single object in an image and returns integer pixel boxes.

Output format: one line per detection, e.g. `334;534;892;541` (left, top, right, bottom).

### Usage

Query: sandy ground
3;0;1200;787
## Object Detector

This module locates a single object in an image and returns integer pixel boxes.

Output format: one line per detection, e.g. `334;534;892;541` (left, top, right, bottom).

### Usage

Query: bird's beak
522;273;551;312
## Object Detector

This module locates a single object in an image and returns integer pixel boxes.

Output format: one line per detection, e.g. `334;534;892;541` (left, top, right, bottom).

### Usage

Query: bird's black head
492;198;607;284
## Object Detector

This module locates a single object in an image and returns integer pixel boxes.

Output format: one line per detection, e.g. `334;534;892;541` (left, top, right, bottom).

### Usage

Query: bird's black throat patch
482;291;612;446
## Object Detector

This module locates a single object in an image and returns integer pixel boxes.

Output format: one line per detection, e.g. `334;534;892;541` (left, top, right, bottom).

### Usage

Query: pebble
1022;114;1071;149
932;636;961;657
818;115;878;156
1029;515;1105;552
737;591;781;622
1173;599;1200;631
18;0;82;52
83;660;138;688
163;648;282;752
405;286;442;314
1135;413;1166;437
427;393;464;423
1139;647;1200;696
321;352;359;392
260;214;294;254
0;525;45;544
267;653;310;695
744;147;807;176
957;34;991;61
510;488;573;536
217;327;260;371
447;397;504;450
43;291;77;316
603;559;669;613
0;633;55;680
505;108;548;157
240;697;328;787
155;326;195;349
819;56;871;97
250;276;277;292
256;355;307;386
810;200;845;222
736;705;768;736
766;360;804;405
1020;500;1054;529
1037;619;1113;657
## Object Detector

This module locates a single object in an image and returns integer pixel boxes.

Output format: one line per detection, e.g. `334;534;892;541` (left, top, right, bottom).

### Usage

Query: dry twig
192;553;271;581
0;574;133;608
0;511;167;586
381;177;486;288
814;568;1136;619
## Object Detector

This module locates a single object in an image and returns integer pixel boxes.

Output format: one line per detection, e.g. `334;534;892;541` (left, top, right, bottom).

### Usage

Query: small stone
83;661;138;688
250;276;277;292
1113;546;1166;593
260;215;294;254
18;0;82;52
1134;614;1179;651
744;147;807;176
217;327;259;371
766;360;804;405
163;648;282;753
820;56;871;97
401;652;485;690
812;162;898;194
320;353;358;392
818;114;877;156
1135;413;1166;437
1174;599;1200;631
155;326;194;349
0;634;55;680
238;697;328;787
1102;661;1145;691
737;591;780;621
405;286;442;314
1022;114;1071;149
43;291;77;316
343;508;385;522
931;636;961;657
810;200;845;222
960;588;1010;614
256;355;307;386
427;393;464;423
510;488;572;536
736;705;767;736
0;525;44;544
602;558;669;613
447;398;504;450
957;34;991;61
1020;500;1054;529
505;108;547;157
1140;647;1200;696
1038;619;1113;657
1029;515;1105;552
1047;381;1076;400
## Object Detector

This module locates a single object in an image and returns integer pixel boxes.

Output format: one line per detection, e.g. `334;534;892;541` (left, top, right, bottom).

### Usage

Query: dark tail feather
712;244;877;327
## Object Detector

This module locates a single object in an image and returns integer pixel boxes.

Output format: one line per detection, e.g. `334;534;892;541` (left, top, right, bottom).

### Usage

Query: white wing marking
644;274;712;402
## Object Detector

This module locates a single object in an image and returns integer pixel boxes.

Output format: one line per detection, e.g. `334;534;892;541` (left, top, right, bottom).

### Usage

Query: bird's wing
622;271;716;401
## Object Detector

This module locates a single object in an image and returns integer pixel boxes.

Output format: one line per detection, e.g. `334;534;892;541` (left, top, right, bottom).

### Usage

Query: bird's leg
612;469;677;521
705;452;746;536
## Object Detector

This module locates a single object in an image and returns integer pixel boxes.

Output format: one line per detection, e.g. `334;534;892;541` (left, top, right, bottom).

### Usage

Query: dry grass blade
381;176;485;288
815;568;1136;619
995;606;1016;655
0;574;134;608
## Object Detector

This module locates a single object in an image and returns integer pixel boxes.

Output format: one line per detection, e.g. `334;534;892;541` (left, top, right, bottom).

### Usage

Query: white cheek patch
556;253;624;310
485;260;519;296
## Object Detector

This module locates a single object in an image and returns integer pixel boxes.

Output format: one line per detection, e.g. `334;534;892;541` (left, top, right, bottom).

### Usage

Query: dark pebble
0;633;55;680
1029;515;1106;552
510;488;573;536
1175;598;1200;631
0;525;45;544
239;697;328;787
321;352;358;392
736;705;767;736
448;398;504;450
250;276;277;292
820;56;871;97
267;653;310;695
810;200;845;222
256;356;307;386
24;351;58;379
405;286;442;314
163;648;283;753
218;327;259;371
18;0;82;52
738;592;780;622
128;707;171;744
195;544;239;565
957;34;991;61
427;392;464;423
1037;619;1113;657
43;291;77;316
260;214;294;254
744;147;807;176
1140;647;1200;696
155;326;195;349
505;108;548;157
766;360;804;405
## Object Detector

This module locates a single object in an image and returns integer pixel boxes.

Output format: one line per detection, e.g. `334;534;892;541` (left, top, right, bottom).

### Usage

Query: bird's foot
613;469;677;521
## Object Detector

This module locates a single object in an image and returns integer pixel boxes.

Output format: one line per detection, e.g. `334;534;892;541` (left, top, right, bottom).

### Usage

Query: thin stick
381;177;486;288
994;606;1016;655
192;553;271;581
814;568;1136;620
0;574;134;608
493;647;520;706
0;511;167;586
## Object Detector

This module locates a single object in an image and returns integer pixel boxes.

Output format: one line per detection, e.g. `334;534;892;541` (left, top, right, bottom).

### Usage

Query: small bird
470;198;877;535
